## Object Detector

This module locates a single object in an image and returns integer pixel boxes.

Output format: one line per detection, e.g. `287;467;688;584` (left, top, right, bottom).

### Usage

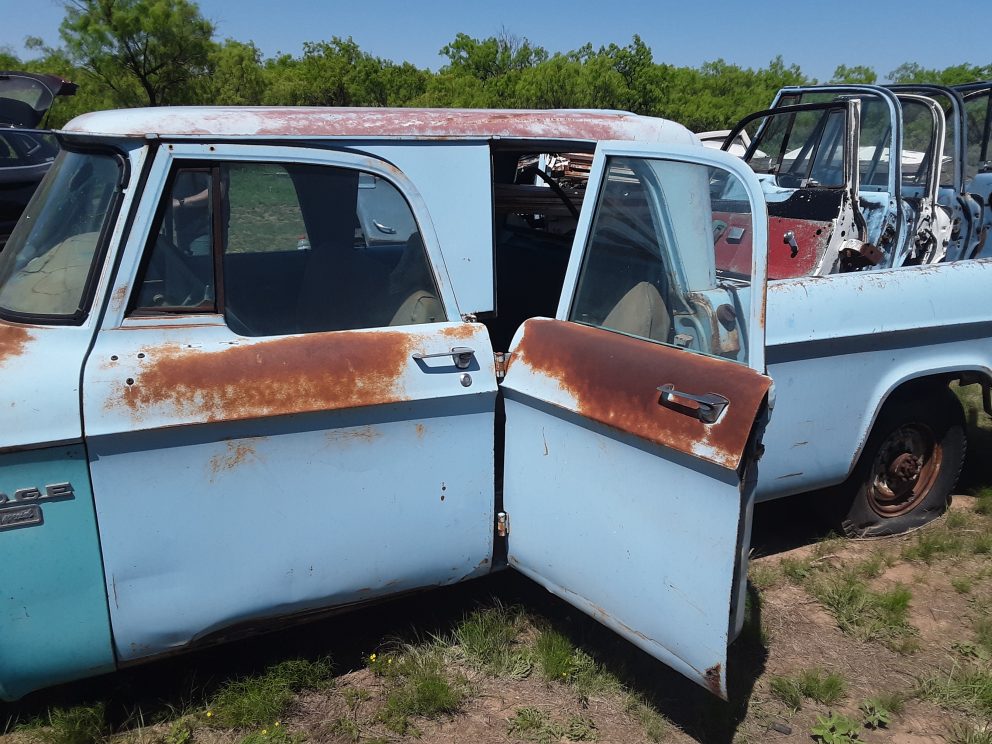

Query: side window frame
557;141;769;374
117;144;460;331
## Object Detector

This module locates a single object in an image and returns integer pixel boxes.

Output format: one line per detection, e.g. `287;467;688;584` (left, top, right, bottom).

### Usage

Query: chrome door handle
412;346;476;369
657;384;729;424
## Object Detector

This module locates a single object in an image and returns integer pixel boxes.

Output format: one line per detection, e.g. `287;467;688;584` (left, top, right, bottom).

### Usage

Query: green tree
831;64;877;84
60;0;216;107
208;39;265;105
888;61;992;85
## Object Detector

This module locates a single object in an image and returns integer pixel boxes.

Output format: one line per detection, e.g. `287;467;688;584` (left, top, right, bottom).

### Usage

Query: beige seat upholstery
390;289;444;326
601;281;671;343
387;233;445;326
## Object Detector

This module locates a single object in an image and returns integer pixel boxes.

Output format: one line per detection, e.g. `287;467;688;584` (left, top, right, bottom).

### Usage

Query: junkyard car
0;71;77;249
2;106;990;704
0;108;772;701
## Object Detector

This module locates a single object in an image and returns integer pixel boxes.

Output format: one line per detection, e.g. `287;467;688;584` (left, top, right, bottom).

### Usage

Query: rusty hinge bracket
496;511;509;537
494;352;511;380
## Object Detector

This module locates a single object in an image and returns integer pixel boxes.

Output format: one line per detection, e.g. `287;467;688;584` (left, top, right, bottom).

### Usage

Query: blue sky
2;0;989;82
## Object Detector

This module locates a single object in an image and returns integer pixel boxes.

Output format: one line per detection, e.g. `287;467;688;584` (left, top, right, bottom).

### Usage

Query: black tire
841;385;966;538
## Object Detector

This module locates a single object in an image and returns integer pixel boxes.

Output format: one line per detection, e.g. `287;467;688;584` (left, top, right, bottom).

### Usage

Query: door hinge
494;352;511;380
496;511;509;537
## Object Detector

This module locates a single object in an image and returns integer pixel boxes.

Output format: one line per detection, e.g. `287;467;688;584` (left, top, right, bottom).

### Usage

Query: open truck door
501;142;771;698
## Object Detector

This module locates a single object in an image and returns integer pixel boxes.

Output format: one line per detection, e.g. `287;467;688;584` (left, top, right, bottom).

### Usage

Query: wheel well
850;371;977;478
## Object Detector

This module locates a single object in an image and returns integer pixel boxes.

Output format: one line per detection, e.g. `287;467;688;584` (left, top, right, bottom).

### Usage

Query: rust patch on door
209;439;264;476
440;323;478;341
704;663;724;697
117;329;415;425
0;323;33;367
509;319;770;470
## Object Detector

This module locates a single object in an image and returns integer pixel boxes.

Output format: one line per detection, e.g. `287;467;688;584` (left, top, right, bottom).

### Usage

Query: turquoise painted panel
0;445;114;701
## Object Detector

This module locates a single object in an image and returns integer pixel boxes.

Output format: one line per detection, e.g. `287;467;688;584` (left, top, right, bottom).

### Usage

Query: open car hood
0;71;77;128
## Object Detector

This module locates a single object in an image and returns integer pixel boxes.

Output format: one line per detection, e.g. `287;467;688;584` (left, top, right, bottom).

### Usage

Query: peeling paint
110;329;415;425
209;439;264;476
62;107;694;146
509;319;770;470
0;323;33;368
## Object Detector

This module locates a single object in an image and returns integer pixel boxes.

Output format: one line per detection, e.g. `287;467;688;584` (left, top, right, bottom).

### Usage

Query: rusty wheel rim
867;423;941;518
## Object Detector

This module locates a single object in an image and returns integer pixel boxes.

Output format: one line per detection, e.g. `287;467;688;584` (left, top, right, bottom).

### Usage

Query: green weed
506;707;597;743
377;646;467;735
810;712;862;743
748;562;780;591
325;717;360;743
34;705;108;744
902;528;965;563
949;723;992;744
208;658;332;728
859;698;891;729
769;668;846;711
953;576;974;594
769;676;803;711
973;488;992;516
164;719;194;744
947;510;971;529
238;724;303;744
919;664;992;718
809;571;915;649
975;618;992;657
781;557;814;584
623;697;671;743
453;601;533;678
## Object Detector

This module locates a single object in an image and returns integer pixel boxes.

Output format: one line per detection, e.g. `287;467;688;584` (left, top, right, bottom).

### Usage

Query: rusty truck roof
60;107;694;143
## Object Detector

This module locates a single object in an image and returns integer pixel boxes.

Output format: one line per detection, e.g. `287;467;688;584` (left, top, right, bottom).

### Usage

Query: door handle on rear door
412;346;476;369
657;384;729;424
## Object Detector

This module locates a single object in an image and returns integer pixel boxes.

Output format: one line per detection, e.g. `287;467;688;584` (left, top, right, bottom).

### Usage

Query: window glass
743;107;845;188
0;149;120;318
133;161;445;335
900;98;939;188
964;91;991;181
570;157;753;365
133;168;216;311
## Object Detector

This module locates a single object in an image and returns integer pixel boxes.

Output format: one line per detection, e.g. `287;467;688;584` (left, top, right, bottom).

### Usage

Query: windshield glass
0;149;120;319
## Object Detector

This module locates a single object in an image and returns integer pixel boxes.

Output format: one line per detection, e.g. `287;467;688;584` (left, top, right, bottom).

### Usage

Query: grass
623;697;671;743
807;568;916;650
30;705;108;744
208;658;332;728
769;668;847;711
919;664;992;719
452;601;533;678
748;561;781;591
506;707;597;743
975;618;992;657
373;645;468;735
949;723;992;744
975;488;992;516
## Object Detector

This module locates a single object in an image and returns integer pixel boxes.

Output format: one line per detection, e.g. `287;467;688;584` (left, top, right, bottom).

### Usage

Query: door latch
412;346;476;369
657;384;729;424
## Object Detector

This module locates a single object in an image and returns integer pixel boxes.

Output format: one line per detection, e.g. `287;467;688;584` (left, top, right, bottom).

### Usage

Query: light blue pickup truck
0;106;987;702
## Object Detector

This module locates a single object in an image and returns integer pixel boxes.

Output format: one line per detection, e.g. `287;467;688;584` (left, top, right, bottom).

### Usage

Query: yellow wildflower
261;730;268;736
274;722;281;727
369;653;377;662
206;711;213;718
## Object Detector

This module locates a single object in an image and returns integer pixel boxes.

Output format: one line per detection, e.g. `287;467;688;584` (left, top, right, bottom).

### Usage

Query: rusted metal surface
62;107;694;145
113;329;415;425
704;664;723;697
714;213;832;279
508;319;770;470
208;439;263;477
0;322;33;367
